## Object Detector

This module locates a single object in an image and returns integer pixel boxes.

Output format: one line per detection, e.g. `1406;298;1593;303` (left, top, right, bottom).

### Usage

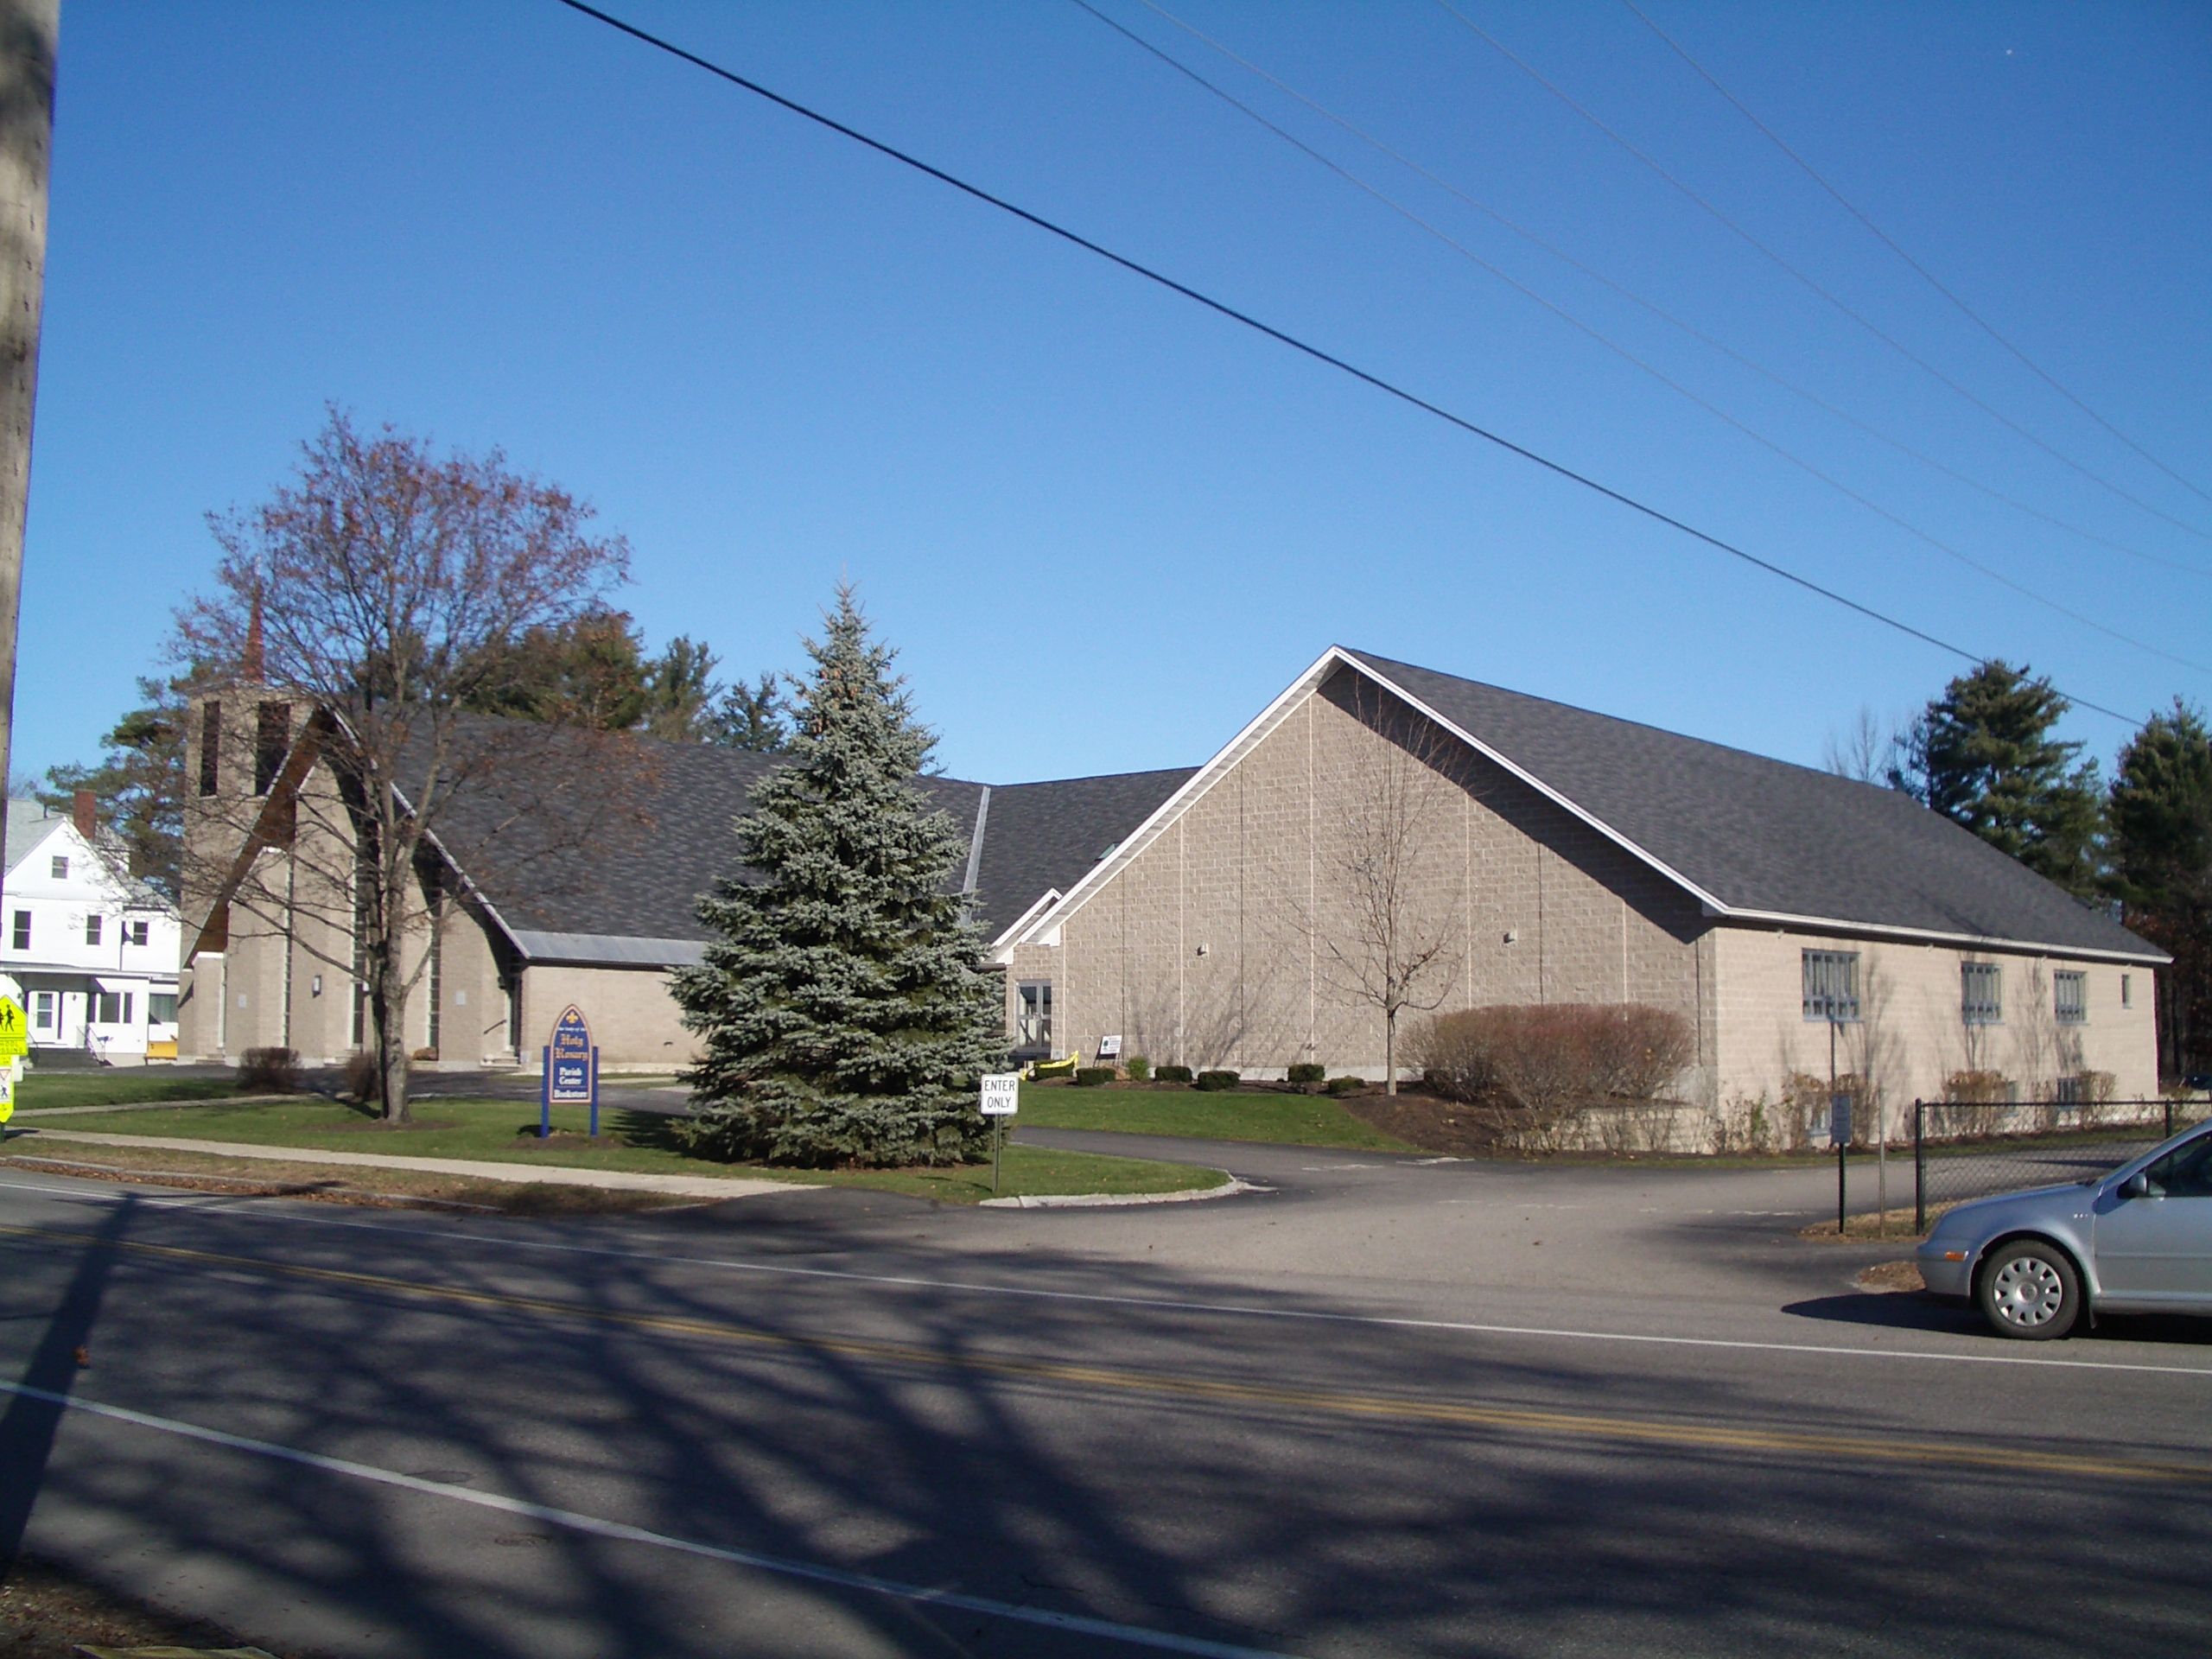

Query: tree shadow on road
3;1185;2210;1657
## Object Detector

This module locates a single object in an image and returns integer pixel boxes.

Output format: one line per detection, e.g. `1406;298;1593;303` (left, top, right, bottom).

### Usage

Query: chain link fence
1912;1096;2212;1230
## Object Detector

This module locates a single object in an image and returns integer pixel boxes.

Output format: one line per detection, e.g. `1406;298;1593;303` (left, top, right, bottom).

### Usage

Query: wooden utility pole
0;0;57;805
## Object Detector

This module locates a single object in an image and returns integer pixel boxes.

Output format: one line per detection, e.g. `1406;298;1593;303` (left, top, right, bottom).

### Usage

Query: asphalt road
3;1138;2208;1658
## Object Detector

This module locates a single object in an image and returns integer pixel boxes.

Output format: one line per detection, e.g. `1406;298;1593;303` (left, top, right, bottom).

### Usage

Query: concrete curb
13;1094;317;1117
9;1128;804;1199
979;1174;1263;1209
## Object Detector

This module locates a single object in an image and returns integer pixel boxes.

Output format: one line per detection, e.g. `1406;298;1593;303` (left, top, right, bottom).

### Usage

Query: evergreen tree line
1834;661;2212;1082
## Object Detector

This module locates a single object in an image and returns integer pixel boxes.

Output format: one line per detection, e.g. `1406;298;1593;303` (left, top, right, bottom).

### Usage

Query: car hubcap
1991;1257;2064;1326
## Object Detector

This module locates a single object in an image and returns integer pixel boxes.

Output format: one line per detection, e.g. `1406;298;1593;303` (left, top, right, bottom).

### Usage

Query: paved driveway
6;1130;2208;1657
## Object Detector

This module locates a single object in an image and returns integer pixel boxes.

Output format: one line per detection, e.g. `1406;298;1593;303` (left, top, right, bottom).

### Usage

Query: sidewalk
5;1127;805;1200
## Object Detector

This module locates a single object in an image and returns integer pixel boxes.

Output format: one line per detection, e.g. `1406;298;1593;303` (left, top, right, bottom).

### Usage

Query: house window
1802;950;1859;1022
125;920;149;947
10;911;27;950
1962;962;2003;1026
94;990;131;1025
2121;974;2133;1009
32;992;54;1031
2055;1074;2085;1106
85;914;103;947
149;992;178;1025
1015;981;1052;1051
49;855;67;880
199;701;221;796
2054;970;2087;1026
254;700;292;796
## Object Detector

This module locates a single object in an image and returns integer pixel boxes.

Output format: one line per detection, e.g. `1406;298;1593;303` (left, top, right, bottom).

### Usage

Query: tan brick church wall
1051;667;1712;1082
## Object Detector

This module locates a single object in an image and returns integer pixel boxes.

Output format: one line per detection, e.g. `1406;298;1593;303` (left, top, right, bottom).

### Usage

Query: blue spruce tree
673;588;1003;1165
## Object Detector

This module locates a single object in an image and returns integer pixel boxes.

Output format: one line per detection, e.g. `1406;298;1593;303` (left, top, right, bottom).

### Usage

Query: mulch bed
1338;1090;1528;1156
0;1555;288;1657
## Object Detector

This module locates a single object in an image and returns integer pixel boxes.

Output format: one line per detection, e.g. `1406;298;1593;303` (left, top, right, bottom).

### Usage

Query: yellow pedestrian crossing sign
0;997;26;1062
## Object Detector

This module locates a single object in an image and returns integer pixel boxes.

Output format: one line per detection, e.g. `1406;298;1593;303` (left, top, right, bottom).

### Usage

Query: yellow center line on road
5;1218;2199;1486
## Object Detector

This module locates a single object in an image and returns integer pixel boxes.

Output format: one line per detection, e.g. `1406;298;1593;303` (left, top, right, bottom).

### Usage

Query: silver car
1916;1119;2212;1339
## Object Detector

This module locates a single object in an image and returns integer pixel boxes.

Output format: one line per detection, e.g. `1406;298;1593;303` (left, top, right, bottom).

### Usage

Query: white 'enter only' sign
979;1072;1020;1116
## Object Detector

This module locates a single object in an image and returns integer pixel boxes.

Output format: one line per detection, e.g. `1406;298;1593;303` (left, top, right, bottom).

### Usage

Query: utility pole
0;0;58;806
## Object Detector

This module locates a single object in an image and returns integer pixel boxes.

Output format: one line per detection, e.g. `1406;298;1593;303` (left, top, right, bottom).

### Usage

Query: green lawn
20;1096;1224;1204
1014;1082;1416;1151
16;1073;257;1110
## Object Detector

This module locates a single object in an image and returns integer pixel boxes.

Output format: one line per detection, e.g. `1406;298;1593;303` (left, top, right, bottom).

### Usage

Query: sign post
0;995;25;1061
979;1071;1020;1196
0;996;28;1134
1832;1094;1851;1235
546;1007;595;1139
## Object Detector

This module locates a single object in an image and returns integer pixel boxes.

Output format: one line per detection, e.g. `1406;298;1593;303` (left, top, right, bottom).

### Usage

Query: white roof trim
1015;645;1726;945
1013;647;1355;945
1713;905;2171;966
963;785;991;895
988;887;1064;959
1338;650;1732;914
1011;646;2159;967
2;810;70;878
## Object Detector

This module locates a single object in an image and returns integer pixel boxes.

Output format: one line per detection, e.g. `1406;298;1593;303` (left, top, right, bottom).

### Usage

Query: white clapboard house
1;795;181;1063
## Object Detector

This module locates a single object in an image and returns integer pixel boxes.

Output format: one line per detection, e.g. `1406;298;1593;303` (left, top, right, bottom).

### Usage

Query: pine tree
672;588;1003;1166
1889;659;2105;896
2108;701;2212;1078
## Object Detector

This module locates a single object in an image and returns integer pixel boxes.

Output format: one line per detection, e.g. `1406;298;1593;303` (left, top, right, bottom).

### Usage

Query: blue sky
22;1;2211;788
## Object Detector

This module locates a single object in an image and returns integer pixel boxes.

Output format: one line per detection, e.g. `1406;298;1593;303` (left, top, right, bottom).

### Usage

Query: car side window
2140;1135;2212;1198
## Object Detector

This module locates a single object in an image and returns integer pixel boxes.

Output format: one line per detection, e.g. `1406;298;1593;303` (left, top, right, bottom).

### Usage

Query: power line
1122;0;2209;583
1429;0;2212;545
548;0;2140;724
1619;0;2212;512
1073;0;2209;677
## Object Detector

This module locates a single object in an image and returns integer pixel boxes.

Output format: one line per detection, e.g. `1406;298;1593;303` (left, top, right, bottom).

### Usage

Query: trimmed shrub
238;1046;302;1093
1413;1003;1694;1115
1154;1065;1194;1084
1944;1070;2010;1104
1192;1069;1241;1092
1325;1075;1363;1096
1073;1066;1116;1088
1123;1054;1152;1082
1287;1062;1326;1086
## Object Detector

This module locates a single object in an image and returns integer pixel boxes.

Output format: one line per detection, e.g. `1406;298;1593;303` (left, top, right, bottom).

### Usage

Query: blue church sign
540;1005;600;1136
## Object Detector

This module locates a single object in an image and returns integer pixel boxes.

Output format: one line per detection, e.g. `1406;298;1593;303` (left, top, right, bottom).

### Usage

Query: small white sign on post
1096;1034;1122;1061
980;1072;1020;1116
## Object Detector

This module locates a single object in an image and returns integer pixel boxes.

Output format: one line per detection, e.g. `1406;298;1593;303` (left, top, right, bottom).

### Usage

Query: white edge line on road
0;1380;1296;1659
4;1174;2209;1381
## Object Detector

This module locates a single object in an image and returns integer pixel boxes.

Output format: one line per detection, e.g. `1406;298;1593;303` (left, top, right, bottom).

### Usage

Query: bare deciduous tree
1822;705;1897;785
1290;681;1465;1095
177;410;650;1122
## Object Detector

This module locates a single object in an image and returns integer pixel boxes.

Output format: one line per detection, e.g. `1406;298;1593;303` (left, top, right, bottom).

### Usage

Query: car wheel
1976;1241;2081;1340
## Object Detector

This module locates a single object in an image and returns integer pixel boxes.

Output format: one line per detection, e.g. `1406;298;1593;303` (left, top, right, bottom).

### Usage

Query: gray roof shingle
972;767;1196;937
1348;649;2159;960
407;721;1177;959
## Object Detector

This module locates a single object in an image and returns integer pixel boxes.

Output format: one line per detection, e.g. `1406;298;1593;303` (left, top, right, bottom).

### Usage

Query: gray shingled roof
3;798;170;910
3;799;63;874
1349;649;2161;960
972;767;1196;937
404;721;1175;962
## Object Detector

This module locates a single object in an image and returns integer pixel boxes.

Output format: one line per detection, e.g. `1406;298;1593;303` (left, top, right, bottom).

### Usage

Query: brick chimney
73;788;95;839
